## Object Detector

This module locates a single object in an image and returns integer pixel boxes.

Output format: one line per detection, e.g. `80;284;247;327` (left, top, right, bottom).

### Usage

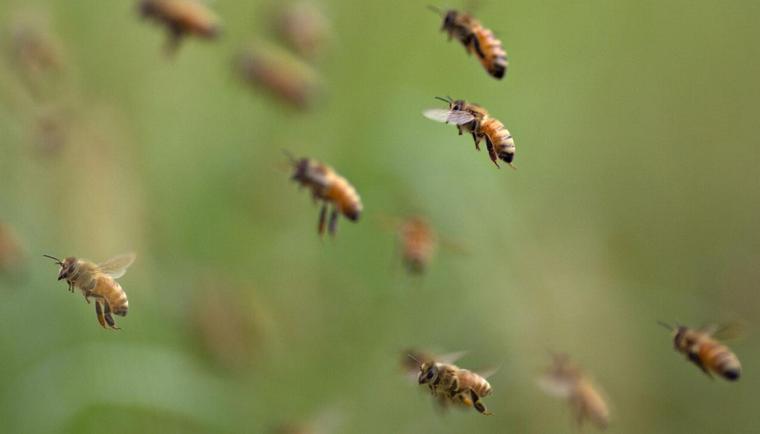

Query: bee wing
97;253;136;279
437;350;468;365
422;109;476;125
477;366;499;380
703;321;747;341
537;375;573;398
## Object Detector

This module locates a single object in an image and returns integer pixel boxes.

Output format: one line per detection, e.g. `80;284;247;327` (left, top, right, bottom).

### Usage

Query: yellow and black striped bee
138;0;220;54
285;152;362;236
538;353;610;430
430;6;508;79
424;96;516;168
412;353;494;415
45;253;135;329
660;322;742;381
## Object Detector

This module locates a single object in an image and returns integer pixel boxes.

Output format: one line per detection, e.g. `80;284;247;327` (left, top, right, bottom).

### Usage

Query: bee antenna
407;353;421;364
434;96;451;104
281;149;298;165
42;254;63;265
657;320;674;331
427;5;443;15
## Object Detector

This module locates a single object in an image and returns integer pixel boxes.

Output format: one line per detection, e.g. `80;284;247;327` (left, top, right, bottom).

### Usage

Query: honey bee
0;223;25;274
138;0;220;54
44;253;135;329
285;152;362;236
659;321;742;381
397;217;437;274
275;1;330;60
237;46;321;110
429;6;508;79
538;353;610;430
413;353;494;415
424;96;516;168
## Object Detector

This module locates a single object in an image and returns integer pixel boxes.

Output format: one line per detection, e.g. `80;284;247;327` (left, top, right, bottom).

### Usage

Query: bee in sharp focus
138;0;220;54
429;6;508;79
659;321;742;381
285;152;362;236
44;253;135;329
413;353;494;415
424;96;515;168
538;353;610;430
237;46;321;110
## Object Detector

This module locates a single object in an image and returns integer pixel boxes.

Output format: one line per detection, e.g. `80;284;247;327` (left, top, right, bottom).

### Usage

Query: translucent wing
437;350;468;365
703;321;747;341
537;376;573;398
97;253;136;279
422;109;475;125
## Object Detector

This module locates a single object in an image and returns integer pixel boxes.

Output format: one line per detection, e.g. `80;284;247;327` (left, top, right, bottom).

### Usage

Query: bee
424;96;515;168
285;152;362;237
414;354;494;415
659;321;742;381
429;6;508;79
237;46;321;110
397;217;437;274
275;1;330;61
44;253;135;330
0;223;25;274
138;0;220;54
538;353;610;430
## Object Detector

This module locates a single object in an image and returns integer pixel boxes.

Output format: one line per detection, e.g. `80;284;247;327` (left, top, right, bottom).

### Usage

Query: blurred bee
275;1;330;61
0;223;25;274
271;408;343;434
429;6;508;79
138;0;220;54
44;253;135;330
285;152;362;236
9;15;66;100
413;353;494;415
424;96;515;168
659;321;742;381
538;353;610;430
397;217;437;274
237;46;321;110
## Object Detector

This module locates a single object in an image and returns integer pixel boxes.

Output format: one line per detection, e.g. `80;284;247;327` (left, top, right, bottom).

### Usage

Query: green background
1;1;759;433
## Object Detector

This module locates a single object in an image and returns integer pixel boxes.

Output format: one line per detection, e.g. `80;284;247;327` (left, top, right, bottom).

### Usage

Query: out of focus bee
0;223;25;274
538;353;610;430
271;409;343;434
138;0;220;54
413;353;494;415
237;46;321;110
9;15;65;99
659;321;742;381
275;1;330;61
429;6;508;79
285;152;362;237
424;96;516;168
44;253;135;329
396;216;437;274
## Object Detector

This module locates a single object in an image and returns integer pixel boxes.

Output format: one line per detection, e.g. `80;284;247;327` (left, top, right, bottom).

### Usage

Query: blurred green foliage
1;0;759;433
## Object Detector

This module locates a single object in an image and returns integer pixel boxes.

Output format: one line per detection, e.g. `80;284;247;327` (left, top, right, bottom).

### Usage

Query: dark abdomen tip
723;369;740;381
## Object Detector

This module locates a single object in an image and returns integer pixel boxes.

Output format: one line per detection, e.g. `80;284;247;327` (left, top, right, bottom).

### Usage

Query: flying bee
429;6;508;79
285;152;362;236
424;96;516;168
0;223;25;274
275;1;330;61
397;216;437;274
138;0;220;54
44;253;135;330
413;354;494;415
659;321;742;381
538;353;610;430
237;46;321;110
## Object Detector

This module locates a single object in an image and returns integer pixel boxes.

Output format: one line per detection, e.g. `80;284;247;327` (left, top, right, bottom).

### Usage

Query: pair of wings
423;109;476;125
97;253;136;279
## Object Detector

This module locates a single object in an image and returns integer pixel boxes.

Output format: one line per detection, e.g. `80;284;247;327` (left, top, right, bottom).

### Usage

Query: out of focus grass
1;1;759;433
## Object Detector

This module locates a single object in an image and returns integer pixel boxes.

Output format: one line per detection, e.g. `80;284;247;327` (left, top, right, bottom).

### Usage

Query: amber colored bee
414;354;494;415
659;321;742;381
430;6;508;79
424;96;516;168
138;0;220;53
275;1;330;60
538;353;610;430
285;152;362;236
0;223;25;274
397;217;437;274
237;46;321;110
44;253;135;329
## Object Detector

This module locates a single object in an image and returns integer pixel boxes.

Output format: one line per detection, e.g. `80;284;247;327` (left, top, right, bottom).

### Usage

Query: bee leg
317;203;328;236
470;390;492;415
472;133;481;151
103;302;120;330
328;208;339;237
83;292;91;304
485;137;500;168
94;301;107;329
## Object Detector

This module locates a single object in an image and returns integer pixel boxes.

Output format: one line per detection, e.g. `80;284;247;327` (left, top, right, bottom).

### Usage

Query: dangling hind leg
485;137;500;168
328;208;339;237
103;302;121;330
317;203;328;236
94;301;107;329
470;390;492;415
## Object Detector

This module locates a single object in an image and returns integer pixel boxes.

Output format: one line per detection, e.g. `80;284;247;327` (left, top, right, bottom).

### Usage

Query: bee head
673;325;690;350
44;255;77;280
282;150;310;182
418;362;439;384
441;10;458;31
138;0;157;18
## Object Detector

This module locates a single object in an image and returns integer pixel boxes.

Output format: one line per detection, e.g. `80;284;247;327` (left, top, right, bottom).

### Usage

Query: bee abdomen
701;342;741;381
473;27;507;79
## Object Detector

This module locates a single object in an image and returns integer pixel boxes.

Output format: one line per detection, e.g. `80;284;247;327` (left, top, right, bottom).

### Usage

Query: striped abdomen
481;118;515;164
141;0;220;38
323;175;362;221
470;24;508;79
698;339;741;380
92;275;129;316
457;370;492;397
